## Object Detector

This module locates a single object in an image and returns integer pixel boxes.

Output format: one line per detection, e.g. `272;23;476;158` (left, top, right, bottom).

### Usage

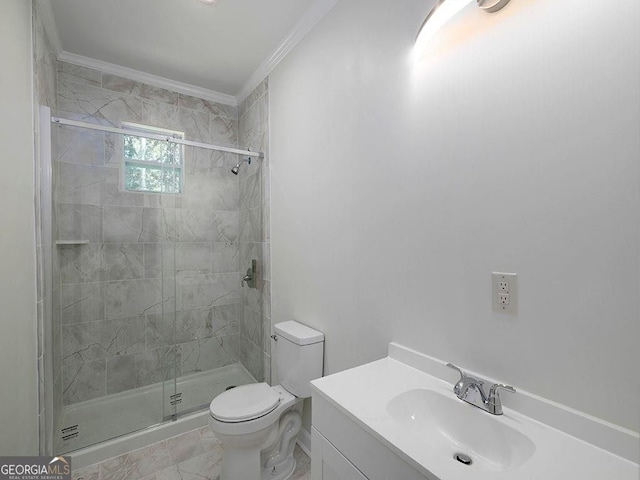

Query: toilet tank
274;321;324;398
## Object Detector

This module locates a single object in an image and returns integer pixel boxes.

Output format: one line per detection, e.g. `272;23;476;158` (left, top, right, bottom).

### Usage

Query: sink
311;346;638;480
387;388;536;472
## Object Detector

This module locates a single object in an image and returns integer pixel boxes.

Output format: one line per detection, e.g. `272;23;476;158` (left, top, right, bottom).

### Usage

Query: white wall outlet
492;272;517;313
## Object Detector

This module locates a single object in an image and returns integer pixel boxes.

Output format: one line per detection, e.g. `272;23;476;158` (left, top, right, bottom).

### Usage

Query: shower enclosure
42;105;267;454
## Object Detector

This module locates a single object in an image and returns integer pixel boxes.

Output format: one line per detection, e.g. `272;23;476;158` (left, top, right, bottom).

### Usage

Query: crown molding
39;0;338;107
57;51;238;107
36;0;63;56
236;0;339;104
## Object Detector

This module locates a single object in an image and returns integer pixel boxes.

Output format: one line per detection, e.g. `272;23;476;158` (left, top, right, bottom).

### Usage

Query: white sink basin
387;388;535;472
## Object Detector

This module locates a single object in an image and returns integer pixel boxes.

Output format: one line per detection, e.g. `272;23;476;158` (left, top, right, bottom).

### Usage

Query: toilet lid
209;383;281;422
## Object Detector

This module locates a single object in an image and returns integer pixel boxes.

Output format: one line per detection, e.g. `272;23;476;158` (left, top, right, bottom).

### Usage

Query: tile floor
71;426;311;480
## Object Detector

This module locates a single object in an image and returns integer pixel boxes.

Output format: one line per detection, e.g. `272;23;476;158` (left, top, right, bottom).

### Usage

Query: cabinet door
312;427;368;480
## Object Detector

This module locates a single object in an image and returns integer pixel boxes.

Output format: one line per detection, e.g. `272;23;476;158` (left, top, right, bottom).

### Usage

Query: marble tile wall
54;60;244;406
33;0;59;455
238;79;271;383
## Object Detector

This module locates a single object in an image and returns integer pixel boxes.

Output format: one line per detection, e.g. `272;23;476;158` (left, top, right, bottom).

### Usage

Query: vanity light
415;0;511;49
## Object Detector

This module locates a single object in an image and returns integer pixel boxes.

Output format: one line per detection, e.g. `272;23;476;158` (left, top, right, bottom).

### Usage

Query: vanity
310;343;639;480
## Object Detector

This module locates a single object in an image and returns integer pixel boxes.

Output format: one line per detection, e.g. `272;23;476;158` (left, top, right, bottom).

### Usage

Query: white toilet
209;320;324;480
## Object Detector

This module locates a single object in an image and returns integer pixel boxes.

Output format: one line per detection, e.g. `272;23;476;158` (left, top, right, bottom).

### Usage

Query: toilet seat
209;385;299;437
210;383;281;422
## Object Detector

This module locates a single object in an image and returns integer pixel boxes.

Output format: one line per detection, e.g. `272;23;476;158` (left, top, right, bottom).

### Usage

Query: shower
231;157;252;175
41;106;268;457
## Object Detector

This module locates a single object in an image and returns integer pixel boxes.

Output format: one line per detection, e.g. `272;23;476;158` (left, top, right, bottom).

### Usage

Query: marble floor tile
71;462;99;480
291;445;311;480
72;426;311;480
166;430;205;465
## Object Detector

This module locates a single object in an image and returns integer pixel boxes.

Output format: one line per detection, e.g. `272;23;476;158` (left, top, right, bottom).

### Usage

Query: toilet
209;320;324;480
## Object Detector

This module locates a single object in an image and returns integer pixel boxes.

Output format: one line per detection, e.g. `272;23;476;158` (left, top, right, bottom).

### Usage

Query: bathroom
1;0;638;479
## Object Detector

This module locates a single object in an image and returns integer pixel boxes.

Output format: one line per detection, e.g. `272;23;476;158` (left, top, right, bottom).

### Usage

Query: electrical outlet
492;272;517;314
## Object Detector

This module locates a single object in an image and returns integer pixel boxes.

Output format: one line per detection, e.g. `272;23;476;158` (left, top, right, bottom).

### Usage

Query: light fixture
415;0;511;49
195;0;219;5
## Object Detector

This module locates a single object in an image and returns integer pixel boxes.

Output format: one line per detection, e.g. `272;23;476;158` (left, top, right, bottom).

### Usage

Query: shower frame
40;105;266;456
51;115;264;159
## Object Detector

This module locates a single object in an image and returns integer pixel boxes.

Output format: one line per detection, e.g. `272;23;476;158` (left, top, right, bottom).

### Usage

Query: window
122;122;184;194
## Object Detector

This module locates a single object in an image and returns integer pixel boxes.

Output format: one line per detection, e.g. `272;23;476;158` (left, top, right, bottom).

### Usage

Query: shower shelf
56;240;90;246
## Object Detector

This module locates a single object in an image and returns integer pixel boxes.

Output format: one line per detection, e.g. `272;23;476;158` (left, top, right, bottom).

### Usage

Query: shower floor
55;362;256;454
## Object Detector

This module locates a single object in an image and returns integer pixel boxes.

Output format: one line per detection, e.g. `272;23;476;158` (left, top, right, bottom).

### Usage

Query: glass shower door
53;124;172;452
51;108;268;451
169;145;265;418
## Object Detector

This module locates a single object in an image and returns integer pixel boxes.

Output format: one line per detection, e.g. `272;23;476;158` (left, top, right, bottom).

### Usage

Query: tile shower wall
33;0;59;454
54;61;243;406
238;79;271;383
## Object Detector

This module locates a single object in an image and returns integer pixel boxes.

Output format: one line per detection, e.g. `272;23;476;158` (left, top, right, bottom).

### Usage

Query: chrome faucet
446;363;515;415
241;259;257;288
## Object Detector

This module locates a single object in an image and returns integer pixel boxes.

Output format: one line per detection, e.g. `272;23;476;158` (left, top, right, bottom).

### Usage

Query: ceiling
49;0;321;98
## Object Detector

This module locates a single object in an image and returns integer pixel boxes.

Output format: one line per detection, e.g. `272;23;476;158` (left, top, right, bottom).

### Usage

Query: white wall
0;0;39;454
270;0;640;432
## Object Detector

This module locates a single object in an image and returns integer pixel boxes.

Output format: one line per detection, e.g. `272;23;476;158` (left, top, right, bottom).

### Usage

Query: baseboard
296;427;312;457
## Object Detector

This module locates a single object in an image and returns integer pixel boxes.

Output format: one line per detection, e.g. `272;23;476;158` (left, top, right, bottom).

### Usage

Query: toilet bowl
208;321;324;480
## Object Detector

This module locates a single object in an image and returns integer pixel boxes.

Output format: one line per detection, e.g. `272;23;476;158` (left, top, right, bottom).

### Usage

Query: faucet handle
490;383;516;395
487;384;516;415
446;363;467;381
447;363;469;397
447;363;477;398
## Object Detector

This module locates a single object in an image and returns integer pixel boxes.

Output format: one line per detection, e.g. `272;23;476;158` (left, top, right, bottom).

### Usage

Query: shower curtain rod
51;115;264;158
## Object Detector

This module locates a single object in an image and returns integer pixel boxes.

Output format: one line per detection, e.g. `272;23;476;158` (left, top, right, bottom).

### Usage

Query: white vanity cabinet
311;389;431;480
311;427;367;480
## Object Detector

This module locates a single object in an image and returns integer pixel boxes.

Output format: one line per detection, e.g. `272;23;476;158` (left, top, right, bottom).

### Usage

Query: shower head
231;157;251;175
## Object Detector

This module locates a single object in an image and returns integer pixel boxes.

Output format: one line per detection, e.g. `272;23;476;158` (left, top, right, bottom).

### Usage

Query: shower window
123;122;184;193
